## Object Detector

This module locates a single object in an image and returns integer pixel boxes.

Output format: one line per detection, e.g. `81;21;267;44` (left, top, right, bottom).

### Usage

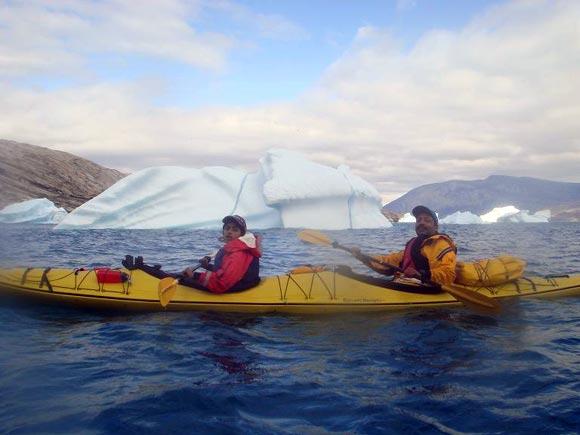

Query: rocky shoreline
0;140;126;211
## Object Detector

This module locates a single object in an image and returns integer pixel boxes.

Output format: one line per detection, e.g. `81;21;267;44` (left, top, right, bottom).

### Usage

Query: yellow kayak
1;266;579;313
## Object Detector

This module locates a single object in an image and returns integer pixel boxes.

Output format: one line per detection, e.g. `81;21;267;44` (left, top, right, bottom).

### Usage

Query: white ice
56;166;279;230
0;198;67;224
398;213;415;223
261;150;389;230
397;210;440;224
499;209;551;223
440;211;483;224
397;205;551;225
480;206;520;223
56;149;390;230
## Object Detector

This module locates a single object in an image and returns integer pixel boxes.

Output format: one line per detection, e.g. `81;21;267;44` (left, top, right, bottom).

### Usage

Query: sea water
0;223;579;434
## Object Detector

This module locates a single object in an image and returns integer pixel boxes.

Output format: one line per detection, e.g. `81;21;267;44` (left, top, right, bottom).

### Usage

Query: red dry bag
95;268;129;284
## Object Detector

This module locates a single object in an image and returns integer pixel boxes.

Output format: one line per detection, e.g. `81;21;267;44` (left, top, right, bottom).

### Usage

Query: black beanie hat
222;215;247;235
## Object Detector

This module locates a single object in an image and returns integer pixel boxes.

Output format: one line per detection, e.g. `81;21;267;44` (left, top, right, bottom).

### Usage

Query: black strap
40;268;53;292
21;267;33;285
520;277;537;292
410;236;430;278
436;246;455;261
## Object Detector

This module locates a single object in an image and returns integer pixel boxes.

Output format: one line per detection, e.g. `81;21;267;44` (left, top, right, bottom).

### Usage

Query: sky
1;0;579;203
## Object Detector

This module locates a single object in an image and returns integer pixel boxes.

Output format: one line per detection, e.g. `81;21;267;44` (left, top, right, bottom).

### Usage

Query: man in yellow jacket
354;205;457;286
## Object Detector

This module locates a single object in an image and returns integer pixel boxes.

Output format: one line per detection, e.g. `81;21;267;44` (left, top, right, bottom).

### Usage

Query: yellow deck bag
455;255;526;286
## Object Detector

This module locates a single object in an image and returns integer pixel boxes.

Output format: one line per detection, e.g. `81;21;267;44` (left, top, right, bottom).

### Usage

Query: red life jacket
400;234;456;280
401;236;428;273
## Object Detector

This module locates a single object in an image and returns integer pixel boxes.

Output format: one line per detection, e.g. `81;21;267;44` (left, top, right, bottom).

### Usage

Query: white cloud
396;0;417;11
0;0;232;74
206;0;309;41
0;0;309;76
0;0;579;202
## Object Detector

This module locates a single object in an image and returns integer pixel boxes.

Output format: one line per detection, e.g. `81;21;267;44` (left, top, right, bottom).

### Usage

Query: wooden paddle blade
297;229;333;246
441;284;501;314
158;277;179;308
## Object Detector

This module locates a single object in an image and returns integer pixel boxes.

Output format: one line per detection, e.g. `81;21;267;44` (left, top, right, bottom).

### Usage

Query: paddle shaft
182;263;203;278
332;241;403;273
164;263;204;288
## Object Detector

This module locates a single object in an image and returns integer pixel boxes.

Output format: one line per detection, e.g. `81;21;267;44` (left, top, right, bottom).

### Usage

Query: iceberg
398;213;415;223
0;198;67;224
480;206;519;223
440;211;483;224
395;206;550;225
261;150;389;230
56;149;391;230
397;210;440;224
55;166;280;230
499;209;551;223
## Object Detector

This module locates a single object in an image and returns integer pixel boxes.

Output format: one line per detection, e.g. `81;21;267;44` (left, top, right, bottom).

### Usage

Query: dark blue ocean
0;223;579;434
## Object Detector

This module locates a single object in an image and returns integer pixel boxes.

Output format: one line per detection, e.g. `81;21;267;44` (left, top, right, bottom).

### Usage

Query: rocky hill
384;175;580;222
0;139;126;211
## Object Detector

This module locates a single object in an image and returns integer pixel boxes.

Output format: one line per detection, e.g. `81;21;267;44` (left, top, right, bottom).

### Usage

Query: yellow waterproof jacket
370;234;457;286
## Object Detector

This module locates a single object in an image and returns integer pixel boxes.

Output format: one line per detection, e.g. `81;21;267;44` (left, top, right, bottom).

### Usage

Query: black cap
412;205;438;225
222;215;247;235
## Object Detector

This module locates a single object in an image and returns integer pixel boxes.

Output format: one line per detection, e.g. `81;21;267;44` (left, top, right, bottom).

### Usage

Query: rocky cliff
0;140;126;211
384;175;580;222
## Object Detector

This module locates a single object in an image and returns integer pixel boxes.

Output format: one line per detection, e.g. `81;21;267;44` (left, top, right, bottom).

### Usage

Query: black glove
199;256;212;270
419;269;432;283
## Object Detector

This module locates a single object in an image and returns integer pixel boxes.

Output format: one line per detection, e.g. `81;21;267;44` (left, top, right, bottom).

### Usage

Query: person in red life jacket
352;205;457;286
122;215;261;294
181;215;262;293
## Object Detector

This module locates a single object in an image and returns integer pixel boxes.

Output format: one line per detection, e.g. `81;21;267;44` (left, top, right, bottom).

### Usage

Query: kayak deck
0;267;579;313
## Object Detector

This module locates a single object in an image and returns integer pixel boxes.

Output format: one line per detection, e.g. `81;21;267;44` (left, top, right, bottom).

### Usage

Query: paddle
158;277;179;308
158;264;203;308
439;283;501;313
297;229;398;274
297;229;500;313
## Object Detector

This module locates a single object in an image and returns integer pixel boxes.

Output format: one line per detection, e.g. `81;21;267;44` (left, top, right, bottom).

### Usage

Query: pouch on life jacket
455;255;526;286
95;268;129;284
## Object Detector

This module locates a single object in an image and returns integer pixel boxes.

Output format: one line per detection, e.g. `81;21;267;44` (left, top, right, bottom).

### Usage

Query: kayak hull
1;267;579;314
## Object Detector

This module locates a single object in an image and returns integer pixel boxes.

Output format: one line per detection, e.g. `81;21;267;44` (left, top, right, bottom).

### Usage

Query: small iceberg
397;210;440;223
396;205;551;225
480;206;520;223
0;198;67;224
499;209;551;223
398;212;415;223
440;211;483;224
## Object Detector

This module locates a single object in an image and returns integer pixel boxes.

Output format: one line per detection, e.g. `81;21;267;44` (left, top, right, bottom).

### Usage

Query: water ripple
0;224;579;433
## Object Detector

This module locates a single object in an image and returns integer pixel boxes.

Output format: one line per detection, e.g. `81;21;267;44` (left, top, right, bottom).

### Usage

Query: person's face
415;213;437;237
223;222;243;242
